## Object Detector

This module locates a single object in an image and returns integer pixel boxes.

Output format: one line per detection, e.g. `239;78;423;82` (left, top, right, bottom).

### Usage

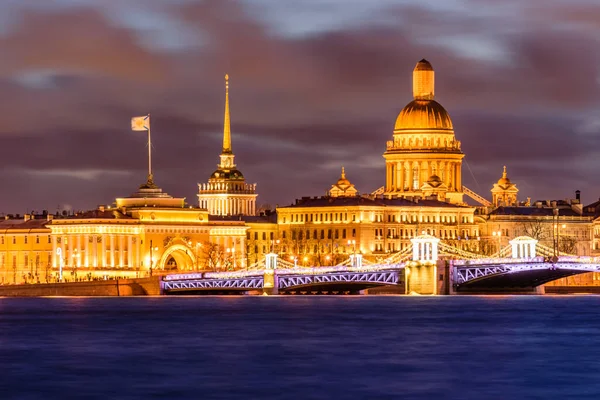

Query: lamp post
56;247;63;281
149;240;158;276
492;230;502;254
347;239;356;257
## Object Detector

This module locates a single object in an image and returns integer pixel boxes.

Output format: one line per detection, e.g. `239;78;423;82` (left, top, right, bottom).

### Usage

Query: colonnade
509;238;537;259
198;197;256;216
411;236;440;262
51;234;141;269
385;160;461;192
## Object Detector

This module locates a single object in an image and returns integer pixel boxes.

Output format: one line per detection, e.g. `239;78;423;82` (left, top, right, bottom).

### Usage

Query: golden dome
394;59;453;131
394;100;453;130
497;166;512;186
336;166;351;186
414;59;433;71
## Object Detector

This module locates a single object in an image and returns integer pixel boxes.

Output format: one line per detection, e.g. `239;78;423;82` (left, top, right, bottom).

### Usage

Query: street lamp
492;231;502;253
347;239;356;256
149;241;158;276
325;255;331;266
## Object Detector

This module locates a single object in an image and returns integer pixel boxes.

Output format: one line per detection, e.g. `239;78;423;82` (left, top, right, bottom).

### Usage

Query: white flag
131;115;149;131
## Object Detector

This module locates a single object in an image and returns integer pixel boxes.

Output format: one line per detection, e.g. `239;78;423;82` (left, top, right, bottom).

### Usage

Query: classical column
101;235;106;267
84;234;89;267
52;235;57;268
128;235;133;268
92;236;97;267
77;234;82;268
62;235;68;266
529;242;535;258
110;234;115;267
136;236;141;269
119;235;124;267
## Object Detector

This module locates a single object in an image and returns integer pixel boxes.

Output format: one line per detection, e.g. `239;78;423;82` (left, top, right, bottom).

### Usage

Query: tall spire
502;165;507;179
222;74;232;154
341;166;346;179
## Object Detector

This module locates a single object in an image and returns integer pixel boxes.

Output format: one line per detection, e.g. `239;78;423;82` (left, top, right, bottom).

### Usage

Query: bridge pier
405;261;438;295
263;253;279;295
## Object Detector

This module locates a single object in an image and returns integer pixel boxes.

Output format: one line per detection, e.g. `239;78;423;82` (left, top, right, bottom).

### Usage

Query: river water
1;296;600;399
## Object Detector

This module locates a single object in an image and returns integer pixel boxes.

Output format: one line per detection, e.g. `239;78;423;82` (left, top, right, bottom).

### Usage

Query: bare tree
558;236;578;254
200;241;226;271
519;219;551;241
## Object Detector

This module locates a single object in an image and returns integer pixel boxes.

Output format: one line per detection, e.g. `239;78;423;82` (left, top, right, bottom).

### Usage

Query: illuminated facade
198;75;257;216
276;169;478;265
0;215;53;284
383;59;464;204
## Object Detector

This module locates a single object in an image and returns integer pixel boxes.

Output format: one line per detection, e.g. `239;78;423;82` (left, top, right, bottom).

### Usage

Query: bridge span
160;235;600;295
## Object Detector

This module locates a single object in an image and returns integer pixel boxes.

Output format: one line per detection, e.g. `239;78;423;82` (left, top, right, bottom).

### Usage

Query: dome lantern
413;59;434;100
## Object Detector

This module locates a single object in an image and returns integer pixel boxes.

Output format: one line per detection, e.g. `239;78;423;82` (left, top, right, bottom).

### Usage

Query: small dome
394;100;453;131
428;175;442;184
414;59;433;71
497;166;512;187
210;169;245;180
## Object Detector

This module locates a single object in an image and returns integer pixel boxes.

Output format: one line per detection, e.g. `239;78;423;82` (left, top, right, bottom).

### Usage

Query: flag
131;115;150;131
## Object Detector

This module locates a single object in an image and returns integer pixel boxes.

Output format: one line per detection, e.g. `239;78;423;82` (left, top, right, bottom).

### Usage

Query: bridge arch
455;260;600;292
157;244;197;271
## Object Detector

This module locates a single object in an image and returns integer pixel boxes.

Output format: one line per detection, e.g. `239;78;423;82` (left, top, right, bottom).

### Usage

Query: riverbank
0;277;161;297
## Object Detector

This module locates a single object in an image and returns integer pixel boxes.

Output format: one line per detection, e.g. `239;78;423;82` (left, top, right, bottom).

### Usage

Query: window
270;232;274;240
24;255;29;266
254;232;258;240
254;245;258;253
342;229;347;239
352;229;356;237
320;230;325;239
306;230;310;240
262;245;267;253
335;229;339;239
262;232;266;240
282;231;286;239
24;236;28;244
36;236;40;244
13;236;16;244
246;232;251;240
327;229;332;239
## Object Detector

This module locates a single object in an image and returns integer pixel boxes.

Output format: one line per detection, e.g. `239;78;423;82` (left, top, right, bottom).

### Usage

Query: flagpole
147;114;152;182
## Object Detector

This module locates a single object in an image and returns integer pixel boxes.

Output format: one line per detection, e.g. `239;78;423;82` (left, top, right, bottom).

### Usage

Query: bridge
160;235;600;295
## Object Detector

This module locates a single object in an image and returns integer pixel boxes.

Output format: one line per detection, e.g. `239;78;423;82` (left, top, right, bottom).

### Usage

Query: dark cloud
1;0;600;213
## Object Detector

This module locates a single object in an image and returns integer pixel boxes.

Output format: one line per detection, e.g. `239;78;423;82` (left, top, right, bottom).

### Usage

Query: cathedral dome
394;59;453;131
394;100;453;131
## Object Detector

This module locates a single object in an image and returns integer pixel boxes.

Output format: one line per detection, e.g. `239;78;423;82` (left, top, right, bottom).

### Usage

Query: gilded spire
341;166;346;179
502;165;507;179
222;74;232;154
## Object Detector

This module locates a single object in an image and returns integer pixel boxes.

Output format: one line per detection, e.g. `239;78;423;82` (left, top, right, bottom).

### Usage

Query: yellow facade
276;168;478;265
0;215;53;284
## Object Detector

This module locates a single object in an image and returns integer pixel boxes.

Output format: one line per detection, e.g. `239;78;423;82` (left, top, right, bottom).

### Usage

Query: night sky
1;0;599;214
